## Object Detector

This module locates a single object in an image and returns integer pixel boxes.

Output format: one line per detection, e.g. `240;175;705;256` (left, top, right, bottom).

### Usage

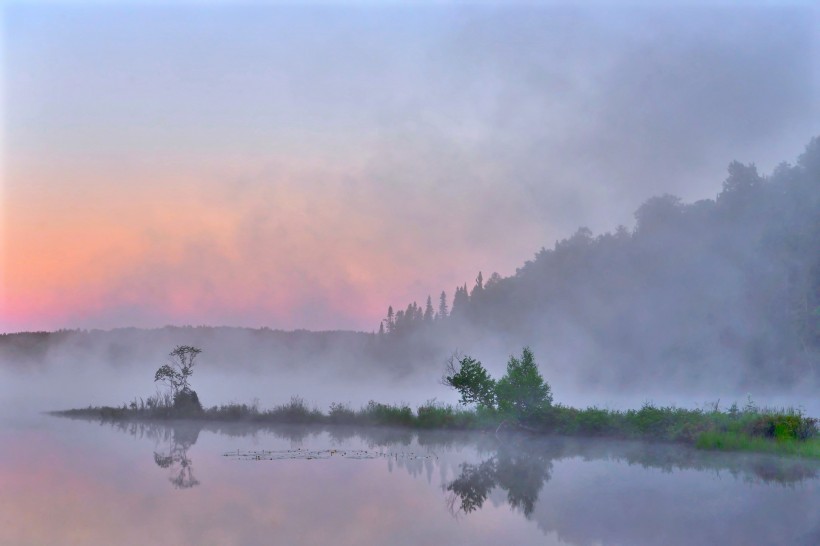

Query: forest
379;137;820;388
3;138;819;391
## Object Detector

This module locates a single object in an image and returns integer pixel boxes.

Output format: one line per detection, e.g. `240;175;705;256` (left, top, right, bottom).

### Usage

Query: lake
1;413;818;545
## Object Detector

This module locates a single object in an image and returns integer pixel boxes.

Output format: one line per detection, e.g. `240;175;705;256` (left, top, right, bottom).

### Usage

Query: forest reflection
64;416;818;506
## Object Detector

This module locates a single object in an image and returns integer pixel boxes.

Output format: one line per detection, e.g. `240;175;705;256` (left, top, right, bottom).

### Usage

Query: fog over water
1;338;818;423
1;416;818;546
3;1;820;544
3;0;819;416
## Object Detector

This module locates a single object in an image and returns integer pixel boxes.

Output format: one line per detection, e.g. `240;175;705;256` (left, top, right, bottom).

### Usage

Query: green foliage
328;402;356;424
359;400;415;427
574;407;614;435
544;399;818;458
416;400;480;429
746;413;818;441
696;431;820;458
443;347;553;424
58;353;820;461
207;403;258;421
265;396;323;424
495;347;552;422
625;404;685;437
444;356;497;409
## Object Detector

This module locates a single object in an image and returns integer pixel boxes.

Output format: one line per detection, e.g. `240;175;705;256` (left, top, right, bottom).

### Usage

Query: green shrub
359;401;414;427
495;347;552;424
575;407;612;435
328;402;356;424
747;414;818;441
267;396;323;424
416;402;455;428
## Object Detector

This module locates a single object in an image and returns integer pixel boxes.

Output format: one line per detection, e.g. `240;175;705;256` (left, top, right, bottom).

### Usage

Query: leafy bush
415;400;480;429
173;390;203;416
574;407;613;435
267;396;323;423
496;347;553;423
359;401;414;427
328;402;356;424
444;356;497;409
747;414;818;441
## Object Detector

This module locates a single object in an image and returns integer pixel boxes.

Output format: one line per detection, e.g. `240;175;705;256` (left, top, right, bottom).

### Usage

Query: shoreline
50;399;820;460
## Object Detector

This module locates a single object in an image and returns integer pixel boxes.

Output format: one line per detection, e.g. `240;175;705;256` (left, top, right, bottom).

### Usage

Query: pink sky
2;2;817;332
3;151;537;332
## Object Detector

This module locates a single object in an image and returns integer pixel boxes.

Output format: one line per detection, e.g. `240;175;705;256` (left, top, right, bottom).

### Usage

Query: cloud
3;2;818;331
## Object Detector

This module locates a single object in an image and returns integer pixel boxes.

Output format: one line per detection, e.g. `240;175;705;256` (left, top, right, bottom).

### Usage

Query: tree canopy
444;347;552;424
154;345;201;396
495;347;552;422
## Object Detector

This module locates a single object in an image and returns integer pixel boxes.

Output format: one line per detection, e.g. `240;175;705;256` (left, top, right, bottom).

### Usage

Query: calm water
1;413;818;546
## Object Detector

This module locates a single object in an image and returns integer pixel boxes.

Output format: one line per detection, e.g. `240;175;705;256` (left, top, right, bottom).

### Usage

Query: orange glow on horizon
3;156;506;332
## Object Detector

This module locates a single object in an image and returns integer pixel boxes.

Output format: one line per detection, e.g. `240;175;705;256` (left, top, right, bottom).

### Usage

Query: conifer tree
438;291;449;320
386;306;395;333
424;296;435;322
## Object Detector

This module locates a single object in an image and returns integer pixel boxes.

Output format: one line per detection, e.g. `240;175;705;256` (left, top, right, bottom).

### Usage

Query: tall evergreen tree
424;296;434;322
386;306;395;334
452;284;470;316
471;271;484;299
438;291;449;320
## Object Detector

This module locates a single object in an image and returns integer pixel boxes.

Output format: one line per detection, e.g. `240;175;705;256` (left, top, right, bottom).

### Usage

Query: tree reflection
445;440;553;518
446;460;496;514
53;413;818;499
153;425;201;489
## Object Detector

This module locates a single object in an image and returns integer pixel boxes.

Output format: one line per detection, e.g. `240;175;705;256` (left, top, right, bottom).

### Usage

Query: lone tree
155;345;203;413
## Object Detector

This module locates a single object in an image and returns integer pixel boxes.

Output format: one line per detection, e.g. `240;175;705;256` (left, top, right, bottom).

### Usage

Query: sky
1;0;818;333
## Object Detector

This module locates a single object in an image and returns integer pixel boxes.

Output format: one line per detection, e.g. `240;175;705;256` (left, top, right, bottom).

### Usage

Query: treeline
379;137;820;387
0;326;377;373
4;139;819;388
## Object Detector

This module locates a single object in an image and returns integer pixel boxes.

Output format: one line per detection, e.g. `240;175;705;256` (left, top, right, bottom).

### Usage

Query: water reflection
73;416;819;492
153;425;200;489
39;416;820;545
446;439;552;517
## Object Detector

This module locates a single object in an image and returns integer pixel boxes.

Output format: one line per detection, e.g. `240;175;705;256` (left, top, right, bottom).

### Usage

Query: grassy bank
53;396;819;459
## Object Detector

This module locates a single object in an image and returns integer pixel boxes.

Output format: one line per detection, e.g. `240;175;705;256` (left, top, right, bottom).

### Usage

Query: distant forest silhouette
377;137;820;386
2;138;818;389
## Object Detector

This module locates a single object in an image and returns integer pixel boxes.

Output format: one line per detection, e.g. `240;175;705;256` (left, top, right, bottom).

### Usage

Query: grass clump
264;396;324;424
696;431;820;459
328;402;356;424
416;400;481;429
358;401;415;427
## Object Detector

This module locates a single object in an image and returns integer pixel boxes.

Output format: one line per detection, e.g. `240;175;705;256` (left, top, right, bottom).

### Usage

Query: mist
2;2;819;544
4;1;819;332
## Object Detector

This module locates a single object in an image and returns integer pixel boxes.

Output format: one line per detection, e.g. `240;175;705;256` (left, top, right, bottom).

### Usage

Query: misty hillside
0;327;378;376
380;137;820;389
2;139;817;393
